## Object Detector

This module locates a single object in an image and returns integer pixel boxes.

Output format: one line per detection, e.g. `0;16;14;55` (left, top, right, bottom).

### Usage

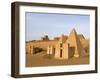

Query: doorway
60;49;62;58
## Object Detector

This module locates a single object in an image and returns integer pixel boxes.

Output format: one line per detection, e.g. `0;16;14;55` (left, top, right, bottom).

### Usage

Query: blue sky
25;12;90;41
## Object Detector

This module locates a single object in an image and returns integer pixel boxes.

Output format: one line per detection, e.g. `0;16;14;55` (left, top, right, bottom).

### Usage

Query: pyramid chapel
47;29;87;59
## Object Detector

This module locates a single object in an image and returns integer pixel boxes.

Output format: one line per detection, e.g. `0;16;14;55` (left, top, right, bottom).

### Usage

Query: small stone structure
47;45;55;55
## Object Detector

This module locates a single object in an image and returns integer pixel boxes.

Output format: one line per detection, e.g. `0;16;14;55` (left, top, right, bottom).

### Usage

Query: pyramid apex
71;28;76;33
61;34;64;37
69;28;77;35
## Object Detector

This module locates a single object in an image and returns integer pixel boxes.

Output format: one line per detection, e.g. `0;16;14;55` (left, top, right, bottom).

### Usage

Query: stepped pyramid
66;28;86;57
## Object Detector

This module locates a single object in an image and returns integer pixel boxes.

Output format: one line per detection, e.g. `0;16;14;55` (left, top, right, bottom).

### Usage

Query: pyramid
59;34;67;43
66;28;86;57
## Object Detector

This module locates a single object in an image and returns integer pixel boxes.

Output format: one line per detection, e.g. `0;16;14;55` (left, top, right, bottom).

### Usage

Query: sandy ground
26;52;89;67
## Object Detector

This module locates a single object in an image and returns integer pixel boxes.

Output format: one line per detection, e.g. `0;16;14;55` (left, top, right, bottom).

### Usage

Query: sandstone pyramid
66;28;86;57
59;34;67;43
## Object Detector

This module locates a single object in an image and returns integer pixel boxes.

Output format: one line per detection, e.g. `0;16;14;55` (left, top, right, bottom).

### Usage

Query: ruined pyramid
59;34;67;43
66;28;86;57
